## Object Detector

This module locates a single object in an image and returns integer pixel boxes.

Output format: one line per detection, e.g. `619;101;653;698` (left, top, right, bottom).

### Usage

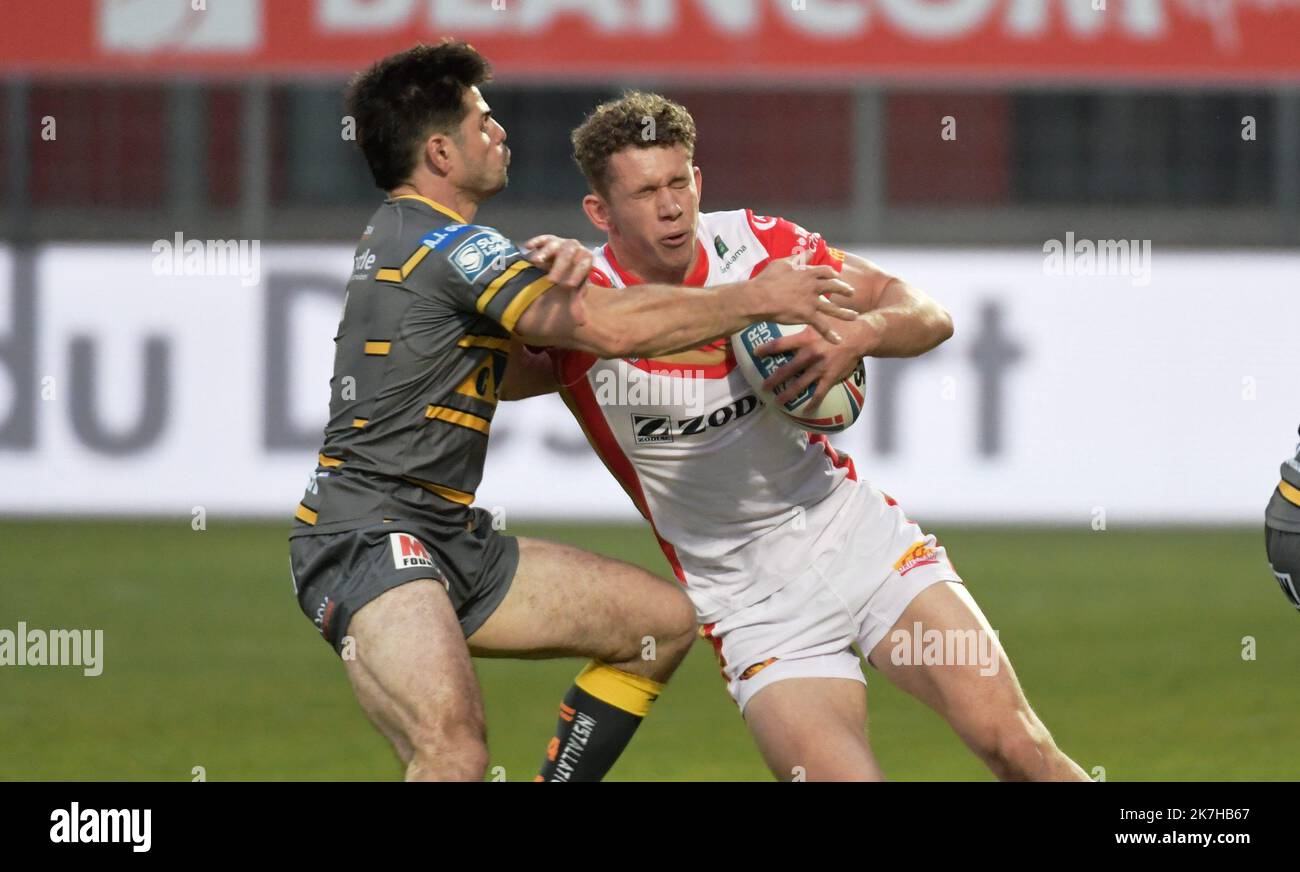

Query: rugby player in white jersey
296;47;859;783
503;93;1090;781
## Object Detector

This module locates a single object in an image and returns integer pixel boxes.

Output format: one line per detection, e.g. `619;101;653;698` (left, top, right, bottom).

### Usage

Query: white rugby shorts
700;479;962;712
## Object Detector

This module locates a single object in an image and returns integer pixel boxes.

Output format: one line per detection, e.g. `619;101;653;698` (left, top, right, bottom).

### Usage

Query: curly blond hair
571;91;697;196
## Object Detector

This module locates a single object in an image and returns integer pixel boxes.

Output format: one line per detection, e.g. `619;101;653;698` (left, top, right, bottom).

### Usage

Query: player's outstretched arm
515;240;858;359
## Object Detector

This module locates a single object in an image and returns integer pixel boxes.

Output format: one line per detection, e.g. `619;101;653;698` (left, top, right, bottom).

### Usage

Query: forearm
857;280;954;358
584;282;756;358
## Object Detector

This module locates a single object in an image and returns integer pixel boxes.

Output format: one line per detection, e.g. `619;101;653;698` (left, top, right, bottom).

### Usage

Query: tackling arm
511;257;857;360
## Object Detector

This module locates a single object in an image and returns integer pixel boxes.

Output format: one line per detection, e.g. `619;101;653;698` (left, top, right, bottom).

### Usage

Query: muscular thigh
466;536;692;661
745;678;880;781
345;579;485;755
867;581;1030;727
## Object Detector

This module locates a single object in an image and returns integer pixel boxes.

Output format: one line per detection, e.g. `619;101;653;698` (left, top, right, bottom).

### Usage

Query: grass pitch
1;520;1294;781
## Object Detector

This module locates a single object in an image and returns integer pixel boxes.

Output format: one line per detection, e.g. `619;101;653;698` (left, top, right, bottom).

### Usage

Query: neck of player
390;181;479;225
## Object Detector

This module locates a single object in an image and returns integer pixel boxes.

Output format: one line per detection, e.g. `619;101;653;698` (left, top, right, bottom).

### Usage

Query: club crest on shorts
739;657;778;681
894;541;939;576
390;533;436;570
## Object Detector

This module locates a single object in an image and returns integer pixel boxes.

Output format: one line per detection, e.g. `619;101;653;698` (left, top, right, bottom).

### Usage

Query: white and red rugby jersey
545;209;861;621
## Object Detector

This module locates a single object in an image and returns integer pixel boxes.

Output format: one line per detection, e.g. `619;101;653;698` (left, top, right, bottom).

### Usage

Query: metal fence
5;79;1297;246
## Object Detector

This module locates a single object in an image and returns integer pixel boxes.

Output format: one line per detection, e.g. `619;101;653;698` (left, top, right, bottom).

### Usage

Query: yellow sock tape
573;661;664;717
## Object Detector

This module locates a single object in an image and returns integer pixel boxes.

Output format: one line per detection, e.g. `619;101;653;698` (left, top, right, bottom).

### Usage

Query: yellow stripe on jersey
457;334;512;353
476;260;531;314
364;341;391;356
375;238;435;285
392;193;468;225
295;504;318;525
1281;480;1300;507
402;476;475;506
317;453;344;468
574;662;663;717
400;245;431;277
352;418;369;429
425;404;490;435
499;276;555;332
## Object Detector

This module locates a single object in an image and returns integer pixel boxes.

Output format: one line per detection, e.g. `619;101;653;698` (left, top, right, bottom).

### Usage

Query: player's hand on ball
751;257;859;343
523;235;594;290
756;316;879;407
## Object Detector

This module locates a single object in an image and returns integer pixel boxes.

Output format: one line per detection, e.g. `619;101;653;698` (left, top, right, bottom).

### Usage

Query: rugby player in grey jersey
1265;425;1300;610
287;41;857;781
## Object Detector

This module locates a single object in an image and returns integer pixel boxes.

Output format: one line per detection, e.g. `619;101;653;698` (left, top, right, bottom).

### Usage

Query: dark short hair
345;41;492;191
571;91;697;197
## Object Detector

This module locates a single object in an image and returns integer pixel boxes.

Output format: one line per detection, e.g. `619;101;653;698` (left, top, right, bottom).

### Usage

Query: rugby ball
731;321;866;433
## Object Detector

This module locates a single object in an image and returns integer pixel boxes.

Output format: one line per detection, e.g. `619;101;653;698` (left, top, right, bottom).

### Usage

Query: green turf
0;520;1295;781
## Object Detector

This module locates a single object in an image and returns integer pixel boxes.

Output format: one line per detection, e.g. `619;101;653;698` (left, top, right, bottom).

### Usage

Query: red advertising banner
4;0;1299;83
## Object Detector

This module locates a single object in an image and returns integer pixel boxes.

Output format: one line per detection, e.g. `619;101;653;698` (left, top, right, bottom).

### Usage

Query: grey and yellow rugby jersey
1267;427;1300;534
291;194;554;536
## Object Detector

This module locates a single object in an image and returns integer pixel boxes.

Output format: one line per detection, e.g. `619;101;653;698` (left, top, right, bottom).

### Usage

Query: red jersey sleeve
745;209;846;273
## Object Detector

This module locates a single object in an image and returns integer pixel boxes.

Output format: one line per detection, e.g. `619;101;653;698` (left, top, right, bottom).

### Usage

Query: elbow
935;307;955;346
906;306;953;358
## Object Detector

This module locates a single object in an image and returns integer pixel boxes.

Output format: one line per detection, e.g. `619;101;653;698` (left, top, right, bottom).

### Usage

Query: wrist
719;281;763;327
853;312;885;356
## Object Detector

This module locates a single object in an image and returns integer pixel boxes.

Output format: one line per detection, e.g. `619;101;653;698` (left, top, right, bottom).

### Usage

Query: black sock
536;661;662;782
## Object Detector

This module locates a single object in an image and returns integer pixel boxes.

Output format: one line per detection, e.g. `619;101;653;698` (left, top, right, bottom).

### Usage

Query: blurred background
4;1;1299;247
2;0;1299;781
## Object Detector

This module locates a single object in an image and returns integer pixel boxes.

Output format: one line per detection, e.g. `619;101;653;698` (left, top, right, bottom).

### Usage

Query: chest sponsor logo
629;395;759;443
716;241;748;275
350;247;377;280
632;414;673;444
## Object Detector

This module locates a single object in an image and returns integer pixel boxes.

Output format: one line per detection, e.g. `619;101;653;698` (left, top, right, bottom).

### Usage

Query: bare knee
655;591;698;660
978;711;1060;781
614;587;696;678
405;717;489;782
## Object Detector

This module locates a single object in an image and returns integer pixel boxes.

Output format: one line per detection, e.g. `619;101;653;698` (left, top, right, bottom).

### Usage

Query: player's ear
425;133;455;177
582;193;612;233
693;165;702;200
